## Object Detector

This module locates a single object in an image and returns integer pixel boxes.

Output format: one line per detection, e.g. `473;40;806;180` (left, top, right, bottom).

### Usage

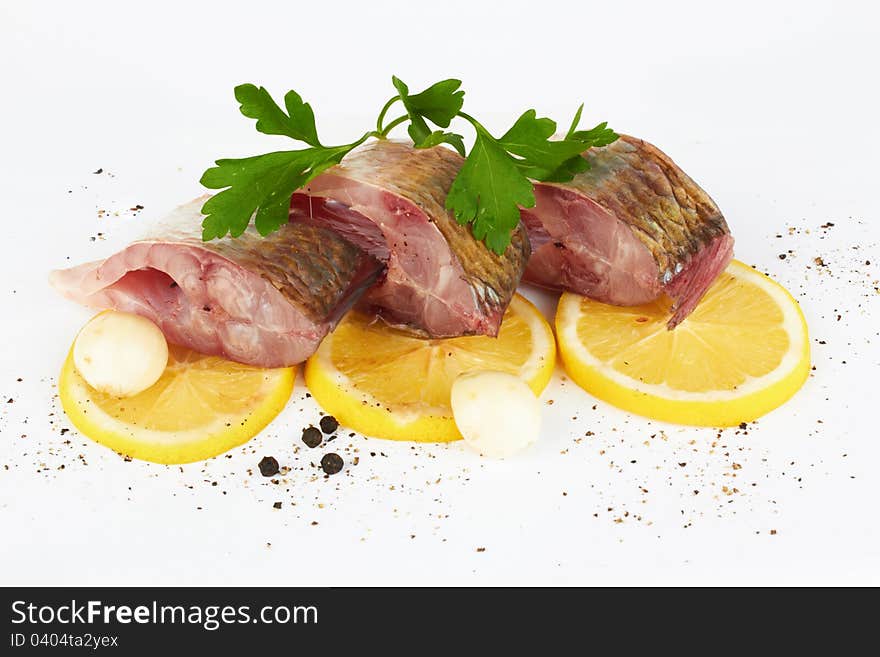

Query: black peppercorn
319;415;339;434
301;426;322;448
321;453;344;475
258;456;279;477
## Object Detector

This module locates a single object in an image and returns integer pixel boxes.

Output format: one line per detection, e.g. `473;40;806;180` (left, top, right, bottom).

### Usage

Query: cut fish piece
50;198;382;367
290;140;530;338
521;135;734;327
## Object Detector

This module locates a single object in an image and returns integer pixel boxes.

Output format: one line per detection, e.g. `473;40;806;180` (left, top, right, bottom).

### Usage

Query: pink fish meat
289;140;530;338
50;198;382;367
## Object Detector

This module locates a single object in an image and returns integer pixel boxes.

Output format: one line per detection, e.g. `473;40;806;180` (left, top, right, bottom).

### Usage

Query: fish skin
292;140;530;337
523;135;734;327
206;222;377;325
565;135;730;281
50;198;382;367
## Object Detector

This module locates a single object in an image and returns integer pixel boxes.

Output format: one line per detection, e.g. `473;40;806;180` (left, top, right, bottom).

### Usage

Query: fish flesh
521;135;734;327
50;198;382;367
289;140;530;338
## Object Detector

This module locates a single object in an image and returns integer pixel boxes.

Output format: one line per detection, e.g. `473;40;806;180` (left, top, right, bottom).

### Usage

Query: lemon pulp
305;294;555;442
555;260;810;426
60;341;294;464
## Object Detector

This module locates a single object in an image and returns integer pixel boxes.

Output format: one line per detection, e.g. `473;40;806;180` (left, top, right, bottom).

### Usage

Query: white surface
1;0;878;586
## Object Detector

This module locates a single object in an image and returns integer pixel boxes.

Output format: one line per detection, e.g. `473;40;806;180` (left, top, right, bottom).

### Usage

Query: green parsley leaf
417;130;466;156
200;145;352;239
392;76;465;146
446;125;535;254
565;105;618;147
447;107;618;253
520;109;617;181
234;83;321;146
393;76;464;127
521;154;590;183
200;85;371;239
499;109;591;176
569;121;619;148
565;103;585;139
202;79;616;254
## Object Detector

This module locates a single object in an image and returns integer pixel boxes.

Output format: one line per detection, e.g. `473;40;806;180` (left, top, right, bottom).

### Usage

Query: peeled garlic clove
451;370;541;458
73;311;169;397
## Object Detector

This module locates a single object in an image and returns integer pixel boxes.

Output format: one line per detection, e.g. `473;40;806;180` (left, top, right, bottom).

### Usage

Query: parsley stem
457;111;487;134
376;96;400;133
344;132;374;151
379;115;408;137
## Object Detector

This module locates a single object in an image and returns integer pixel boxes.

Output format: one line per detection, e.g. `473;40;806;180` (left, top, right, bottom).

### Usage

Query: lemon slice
59;342;294;464
305;294;556;442
555;260;810;426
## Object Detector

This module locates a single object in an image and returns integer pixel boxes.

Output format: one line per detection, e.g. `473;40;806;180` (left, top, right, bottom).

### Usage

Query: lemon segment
305;294;556;442
59;342;295;464
556;260;810;426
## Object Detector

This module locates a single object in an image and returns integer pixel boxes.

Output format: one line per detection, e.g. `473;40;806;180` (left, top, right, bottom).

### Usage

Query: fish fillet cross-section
521;135;734;327
289;140;531;338
50;198;382;367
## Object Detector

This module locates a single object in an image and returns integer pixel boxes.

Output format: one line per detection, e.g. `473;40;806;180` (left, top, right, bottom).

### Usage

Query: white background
0;0;878;585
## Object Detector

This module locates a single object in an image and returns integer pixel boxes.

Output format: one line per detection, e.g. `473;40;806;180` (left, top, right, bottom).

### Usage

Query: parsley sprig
200;78;617;253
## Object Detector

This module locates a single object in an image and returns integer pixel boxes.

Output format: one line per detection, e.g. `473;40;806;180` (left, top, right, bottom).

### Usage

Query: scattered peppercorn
258;456;279;477
321;453;344;475
273;502;282;509
301;426;322;448
319;415;339;434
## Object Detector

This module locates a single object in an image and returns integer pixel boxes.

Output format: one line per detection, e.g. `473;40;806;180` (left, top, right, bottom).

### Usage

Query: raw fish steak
50;198;382;367
290;140;530;338
521;135;733;327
